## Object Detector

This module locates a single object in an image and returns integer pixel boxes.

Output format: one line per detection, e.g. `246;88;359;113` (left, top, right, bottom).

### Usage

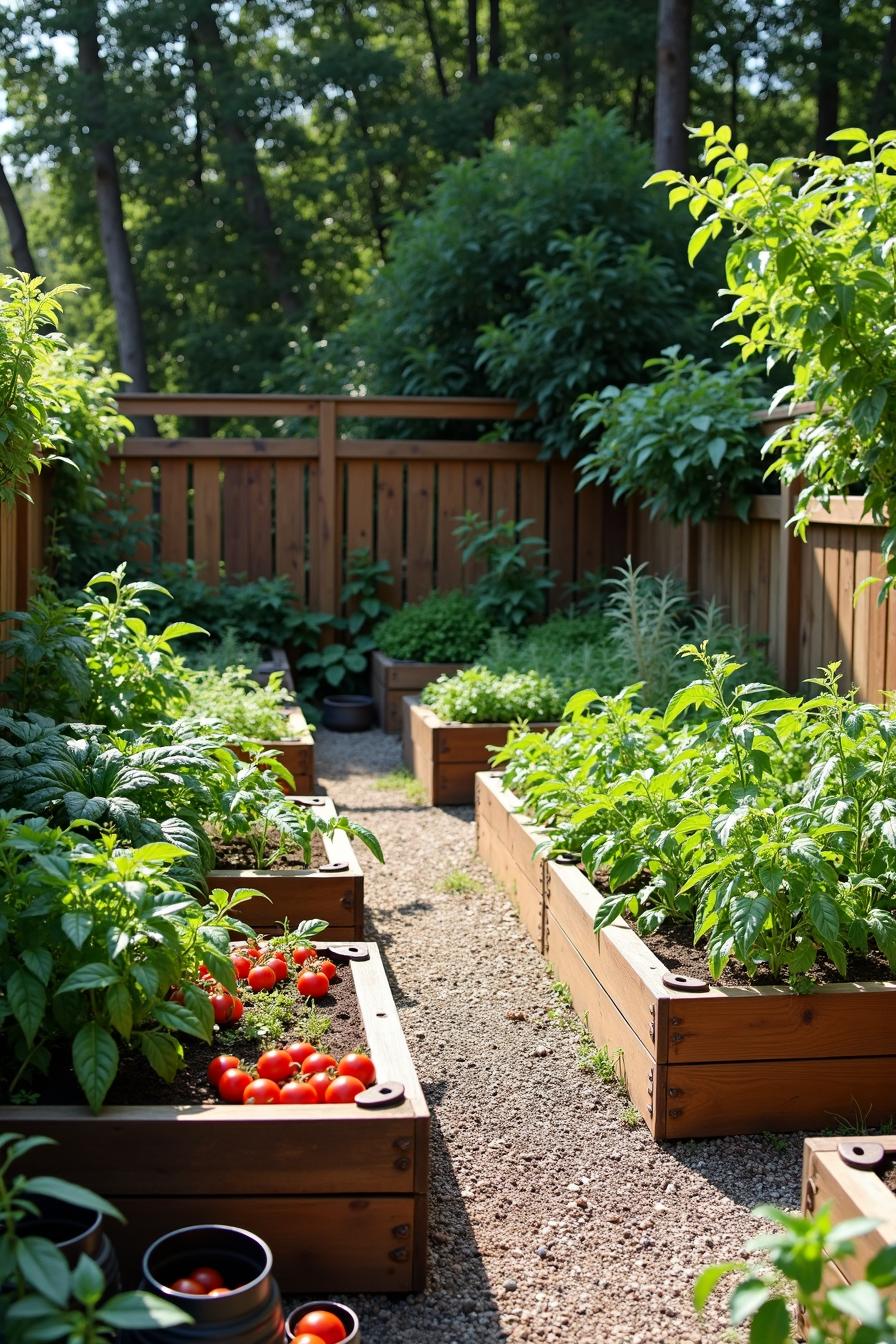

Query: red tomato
269;948;287;963
207;1288;231;1297
304;1071;332;1101
246;943;263;961
318;959;338;981
257;1050;295;1083
325;1075;365;1104
300;1052;336;1076
218;1068;252;1103
190;1267;225;1292
286;1041;316;1066
337;1053;376;1087
207;1054;240;1086
292;1336;327;1344
230;953;251;980
268;957;290;983
292;945;314;966
293;1310;347;1344
280;1080;319;1104
229;996;243;1023
170;1278;206;1296
248;965;277;992
296;971;330;999
243;1078;282;1105
210;992;235;1025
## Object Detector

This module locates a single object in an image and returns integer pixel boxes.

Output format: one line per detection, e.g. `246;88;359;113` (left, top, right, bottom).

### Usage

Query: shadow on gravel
662;1131;805;1213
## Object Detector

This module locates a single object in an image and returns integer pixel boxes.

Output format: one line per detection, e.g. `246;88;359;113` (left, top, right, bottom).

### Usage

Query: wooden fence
0;478;45;676
110;394;625;613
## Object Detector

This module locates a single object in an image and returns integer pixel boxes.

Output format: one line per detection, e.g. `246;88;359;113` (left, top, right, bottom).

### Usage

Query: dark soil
634;919;892;989
211;829;329;872
39;949;368;1107
883;1161;896;1196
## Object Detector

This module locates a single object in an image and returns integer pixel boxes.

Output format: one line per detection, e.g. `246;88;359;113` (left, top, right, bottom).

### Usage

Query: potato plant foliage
496;647;896;984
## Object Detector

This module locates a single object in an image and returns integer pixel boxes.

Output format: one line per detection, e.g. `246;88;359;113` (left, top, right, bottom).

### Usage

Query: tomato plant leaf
8;967;46;1046
72;1022;119;1112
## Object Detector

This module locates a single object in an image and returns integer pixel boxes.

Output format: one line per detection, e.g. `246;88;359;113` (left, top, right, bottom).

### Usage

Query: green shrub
375;591;490;662
483;612;614;703
422;667;564;724
454;511;555;631
574;347;767;523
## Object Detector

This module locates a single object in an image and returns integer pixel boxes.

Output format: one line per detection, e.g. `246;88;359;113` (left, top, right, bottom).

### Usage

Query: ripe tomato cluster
291;1307;348;1343
208;1044;376;1106
167;1264;233;1297
230;941;337;998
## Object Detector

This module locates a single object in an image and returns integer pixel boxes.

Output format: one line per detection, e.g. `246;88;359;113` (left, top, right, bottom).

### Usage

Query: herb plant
575;346;766;524
374;590;490;663
0;1132;191;1343
695;1203;896;1344
422;667;564;724
649;122;896;594
453;511;556;631
183;664;308;741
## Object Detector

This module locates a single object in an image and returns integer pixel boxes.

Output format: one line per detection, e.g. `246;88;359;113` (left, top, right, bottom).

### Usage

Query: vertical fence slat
821;525;840;682
405;463;435;603
518;462;546;542
836;526;856;682
192;460;221;584
867;530;888;703
463;462;488;585
243;461;273;579
275;462;306;600
345;461;375;559
159;460;188;564
575;483;603;583
491;461;516;523
316;401;338;615
436;462;465;591
123;459;153;566
376;462;404;601
852;535;873;697
222;463;250;576
548;461;576;610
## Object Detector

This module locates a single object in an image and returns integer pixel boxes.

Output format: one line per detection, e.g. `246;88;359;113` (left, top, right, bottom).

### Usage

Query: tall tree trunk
193;2;297;316
654;0;692;172
467;0;479;82
815;0;841;151
870;4;896;136
75;3;152;410
421;0;449;98
630;70;644;136
0;163;38;276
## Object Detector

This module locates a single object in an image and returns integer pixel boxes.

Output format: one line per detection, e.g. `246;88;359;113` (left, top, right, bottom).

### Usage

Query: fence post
317;399;339;615
777;480;802;689
681;520;699;592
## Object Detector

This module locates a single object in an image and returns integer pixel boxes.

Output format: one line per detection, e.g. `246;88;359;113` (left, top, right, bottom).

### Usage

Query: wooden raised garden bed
229;707;315;794
802;1136;896;1289
475;770;896;1140
372;649;469;734
475;771;547;952
207;795;363;939
3;942;429;1294
402;697;558;806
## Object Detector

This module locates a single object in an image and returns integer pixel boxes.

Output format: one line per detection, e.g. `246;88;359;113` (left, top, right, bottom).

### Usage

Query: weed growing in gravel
621;1105;640;1129
373;768;427;805
548;980;628;1093
438;869;483;895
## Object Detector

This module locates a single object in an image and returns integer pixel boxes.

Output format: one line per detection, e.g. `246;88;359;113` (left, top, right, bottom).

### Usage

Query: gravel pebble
296;727;804;1343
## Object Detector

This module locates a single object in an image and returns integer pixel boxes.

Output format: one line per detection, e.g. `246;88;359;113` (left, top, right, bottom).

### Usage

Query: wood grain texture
403;701;556;805
803;1139;896;1286
159;460;188;563
476;772;546;951
371;651;468;733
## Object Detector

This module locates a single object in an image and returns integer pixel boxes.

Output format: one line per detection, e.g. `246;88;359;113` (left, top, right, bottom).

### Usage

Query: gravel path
313;727;803;1344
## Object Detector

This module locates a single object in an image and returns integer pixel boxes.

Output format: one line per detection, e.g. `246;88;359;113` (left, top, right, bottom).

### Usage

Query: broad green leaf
663;682;714;726
827;1281;885;1327
72;1022;119;1112
730;893;771;956
57;963;120;995
693;1262;744;1311
21;947;52;985
71;1251;105;1307
61;910;93;949
106;981;133;1038
98;1290;194;1329
730;1278;771;1325
808;890;840;944
153;999;212;1040
22;1176;123;1222
8;967;46;1046
139;1029;183;1082
748;1297;790;1344
16;1237;71;1307
866;1244;896;1287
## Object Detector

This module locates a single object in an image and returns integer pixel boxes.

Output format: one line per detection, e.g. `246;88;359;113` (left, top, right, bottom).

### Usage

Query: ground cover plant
422;668;564;725
183;664;309;742
374;590;490;663
495;644;896;985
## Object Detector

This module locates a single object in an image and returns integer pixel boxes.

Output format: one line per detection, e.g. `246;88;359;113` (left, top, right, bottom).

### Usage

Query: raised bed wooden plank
475;772;546;952
371;650;469;734
207;795;363;938
403;699;557;806
476;776;896;1139
802;1137;896;1287
228;709;315;794
1;944;428;1293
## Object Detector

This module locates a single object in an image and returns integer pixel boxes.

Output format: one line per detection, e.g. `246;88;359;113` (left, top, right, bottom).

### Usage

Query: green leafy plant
695;1203;896;1343
574;346;767;523
374;590;490;663
0;1132;191;1343
649;122;896;594
453;511;556;631
297;548;392;698
421;667;564;724
182;664;308;741
0;272;82;506
0;813;259;1110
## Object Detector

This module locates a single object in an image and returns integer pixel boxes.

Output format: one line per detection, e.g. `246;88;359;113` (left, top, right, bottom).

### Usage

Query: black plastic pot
19;1194;119;1290
285;1300;360;1343
129;1225;284;1343
322;694;374;732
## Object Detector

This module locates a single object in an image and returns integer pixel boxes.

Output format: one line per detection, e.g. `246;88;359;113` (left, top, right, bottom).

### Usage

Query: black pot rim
21;1196;102;1250
142;1224;273;1302
322;694;374;707
285;1300;360;1341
